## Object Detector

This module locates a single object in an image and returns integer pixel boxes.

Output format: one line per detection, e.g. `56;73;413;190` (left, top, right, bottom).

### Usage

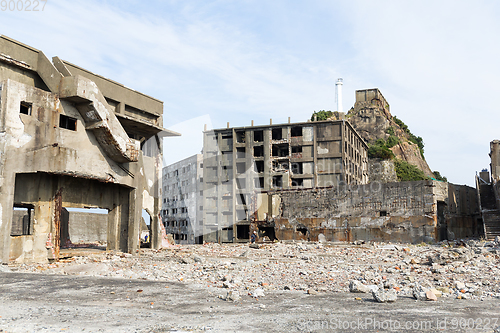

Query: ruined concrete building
252;180;480;243
476;140;500;240
202;120;369;242
0;36;179;263
161;154;203;244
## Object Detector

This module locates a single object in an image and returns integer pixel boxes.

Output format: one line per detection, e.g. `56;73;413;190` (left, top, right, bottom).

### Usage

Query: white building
162;154;204;244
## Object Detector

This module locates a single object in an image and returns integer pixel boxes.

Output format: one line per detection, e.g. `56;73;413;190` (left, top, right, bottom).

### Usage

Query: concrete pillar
0;172;15;263
127;188;140;254
490;140;500;182
150;197;161;249
107;189;121;251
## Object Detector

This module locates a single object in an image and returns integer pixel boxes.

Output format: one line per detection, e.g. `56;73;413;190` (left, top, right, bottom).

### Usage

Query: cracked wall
252;180;479;243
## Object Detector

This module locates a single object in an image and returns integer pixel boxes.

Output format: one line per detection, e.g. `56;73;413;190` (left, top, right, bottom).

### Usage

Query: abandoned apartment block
162;154;204;244
202;120;369;243
0;36;179;263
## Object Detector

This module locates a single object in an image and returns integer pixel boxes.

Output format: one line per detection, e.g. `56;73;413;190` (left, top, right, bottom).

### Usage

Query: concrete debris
251;288;265;298
226;290;240;302
425;290;438;301
6;239;500;303
428;248;471;265
372;289;397;303
307;288;318;295
349;280;371;293
0;264;12;273
412;285;428;301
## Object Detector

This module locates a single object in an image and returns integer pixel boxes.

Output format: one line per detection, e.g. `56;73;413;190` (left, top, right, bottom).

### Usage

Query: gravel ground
7;239;500;300
1;239;500;332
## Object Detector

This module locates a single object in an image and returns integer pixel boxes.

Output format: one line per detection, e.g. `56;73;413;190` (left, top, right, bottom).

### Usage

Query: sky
1;0;499;186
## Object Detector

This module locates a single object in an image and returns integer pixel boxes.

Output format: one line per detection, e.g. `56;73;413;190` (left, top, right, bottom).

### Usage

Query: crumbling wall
445;183;481;239
257;180;479;244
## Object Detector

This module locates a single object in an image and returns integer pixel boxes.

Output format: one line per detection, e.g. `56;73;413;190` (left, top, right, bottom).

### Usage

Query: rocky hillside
345;89;434;178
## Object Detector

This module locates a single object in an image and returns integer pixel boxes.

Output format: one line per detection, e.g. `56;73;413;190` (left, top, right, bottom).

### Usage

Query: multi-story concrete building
162;154;203;244
0;36;179;263
202;119;369;243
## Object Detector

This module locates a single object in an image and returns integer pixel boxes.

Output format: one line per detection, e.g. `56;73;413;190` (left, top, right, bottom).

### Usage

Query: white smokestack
335;78;343;113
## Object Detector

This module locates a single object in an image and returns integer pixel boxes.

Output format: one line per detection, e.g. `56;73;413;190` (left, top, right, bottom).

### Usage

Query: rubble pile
6;239;500;302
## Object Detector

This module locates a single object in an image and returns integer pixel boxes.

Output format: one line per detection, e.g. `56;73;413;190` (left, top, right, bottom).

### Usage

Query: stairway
479;183;500;240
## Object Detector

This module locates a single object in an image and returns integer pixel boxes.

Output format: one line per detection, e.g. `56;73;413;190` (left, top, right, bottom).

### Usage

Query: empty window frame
236;131;245;143
255;160;264;173
236;162;246;174
253;146;264;157
254;177;264;188
11;205;34;236
59;114;77;131
291;126;302;137
291;162;303;174
254;130;264;142
272;175;283;188
272;128;283;140
20;102;32;115
236;147;246;159
272;143;289;157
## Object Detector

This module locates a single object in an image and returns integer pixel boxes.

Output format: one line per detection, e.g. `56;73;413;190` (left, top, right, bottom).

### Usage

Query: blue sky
1;0;499;186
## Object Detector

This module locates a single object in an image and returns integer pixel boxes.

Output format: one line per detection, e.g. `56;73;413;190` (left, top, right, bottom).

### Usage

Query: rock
307;289;318;295
473;289;483;296
226;290;240;302
239;250;250;257
425;290;438;301
430;288;442;298
428;248;471;265
455;281;466;290
349;280;371;293
222;281;233;288
436;286;450;294
251;288;265;298
412;285;428;301
249;244;260;249
283;286;291;290
193;255;204;263
372;289;397;303
180;257;195;264
0;264;11;273
318;234;326;243
383;278;396;289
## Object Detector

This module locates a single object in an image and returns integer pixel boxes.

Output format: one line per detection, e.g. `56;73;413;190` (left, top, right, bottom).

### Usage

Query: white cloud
1;0;498;185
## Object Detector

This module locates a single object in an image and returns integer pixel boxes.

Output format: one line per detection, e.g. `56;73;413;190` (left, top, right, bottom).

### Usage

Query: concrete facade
202;120;369;243
0;36;179;263
161;154;203;244
251;180;480;243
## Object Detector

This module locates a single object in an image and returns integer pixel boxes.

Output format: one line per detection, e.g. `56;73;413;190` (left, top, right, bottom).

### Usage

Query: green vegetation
433;171;448;182
368;142;394;160
367;136;399;160
394;159;428;181
310;110;342;121
385;127;395;136
392;116;425;158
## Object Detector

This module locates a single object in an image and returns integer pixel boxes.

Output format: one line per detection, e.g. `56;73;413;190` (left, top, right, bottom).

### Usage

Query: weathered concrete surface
368;158;397;183
0;272;499;333
253;180;479;243
0;36;170;263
